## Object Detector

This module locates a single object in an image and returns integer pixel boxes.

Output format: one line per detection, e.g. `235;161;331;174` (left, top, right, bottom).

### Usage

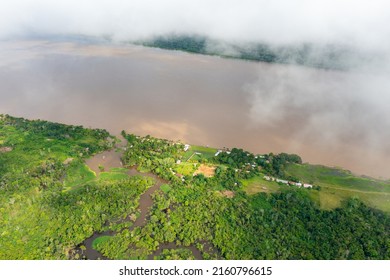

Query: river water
0;39;389;179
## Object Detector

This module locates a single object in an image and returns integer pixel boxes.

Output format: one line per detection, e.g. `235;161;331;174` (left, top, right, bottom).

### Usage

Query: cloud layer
1;0;390;50
247;64;390;154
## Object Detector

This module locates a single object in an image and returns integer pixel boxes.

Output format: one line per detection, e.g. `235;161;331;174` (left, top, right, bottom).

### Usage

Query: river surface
0;39;389;179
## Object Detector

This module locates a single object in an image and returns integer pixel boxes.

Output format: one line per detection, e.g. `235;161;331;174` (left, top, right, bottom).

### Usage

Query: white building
276;179;289;184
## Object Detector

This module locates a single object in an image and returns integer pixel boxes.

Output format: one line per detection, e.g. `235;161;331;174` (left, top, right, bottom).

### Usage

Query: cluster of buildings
263;175;313;188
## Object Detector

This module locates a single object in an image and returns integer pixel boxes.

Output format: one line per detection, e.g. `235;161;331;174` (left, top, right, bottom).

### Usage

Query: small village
263;175;313;188
181;144;313;189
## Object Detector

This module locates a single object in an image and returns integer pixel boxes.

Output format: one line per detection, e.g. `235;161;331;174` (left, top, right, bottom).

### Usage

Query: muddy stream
77;139;203;260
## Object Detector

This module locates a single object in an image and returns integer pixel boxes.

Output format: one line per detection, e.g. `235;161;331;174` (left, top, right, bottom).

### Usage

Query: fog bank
1;0;390;51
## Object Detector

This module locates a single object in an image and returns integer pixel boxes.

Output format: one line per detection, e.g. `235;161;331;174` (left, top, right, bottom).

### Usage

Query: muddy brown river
0;39;389;179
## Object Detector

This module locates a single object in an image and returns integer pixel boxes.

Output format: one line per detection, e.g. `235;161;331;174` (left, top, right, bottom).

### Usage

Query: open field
286;164;390;193
174;162;197;176
183;145;218;161
242;164;390;213
98;170;129;181
63;164;132;192
241;175;289;195
63;162;96;189
193;164;216;177
312;186;390;212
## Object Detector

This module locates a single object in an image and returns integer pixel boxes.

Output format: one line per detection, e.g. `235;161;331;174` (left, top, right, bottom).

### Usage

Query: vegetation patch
160;184;172;193
109;167;129;173
0;115;152;259
141;35;361;71
92;236;112;250
183;145;217;161
99;171;129;181
241;176;284;195
286;164;390;193
1;115;389;260
63;162;96;189
285;163;390;212
174;162;197;176
154;248;195;260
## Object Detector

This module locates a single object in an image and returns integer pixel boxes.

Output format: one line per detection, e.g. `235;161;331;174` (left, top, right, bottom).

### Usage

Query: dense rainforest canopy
0;115;389;259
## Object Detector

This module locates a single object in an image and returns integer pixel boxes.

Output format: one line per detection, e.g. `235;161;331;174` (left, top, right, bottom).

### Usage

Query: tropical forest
0;114;388;260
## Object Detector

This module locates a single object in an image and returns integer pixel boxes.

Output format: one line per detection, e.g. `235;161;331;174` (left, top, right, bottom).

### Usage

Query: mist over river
1;40;389;179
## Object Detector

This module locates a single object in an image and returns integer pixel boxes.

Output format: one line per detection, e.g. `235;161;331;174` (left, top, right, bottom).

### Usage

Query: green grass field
241;164;390;213
160;184;172;193
285;163;390;212
92;236;112;250
241;175;289;195
63;162;96;188
286;164;390;193
182;145;217;161
64;165;131;191
174;162;197;176
99;171;129;181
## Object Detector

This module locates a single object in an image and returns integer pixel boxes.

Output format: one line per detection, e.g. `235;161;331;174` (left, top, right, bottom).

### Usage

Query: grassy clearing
241;173;390;213
285;164;390;212
193;164;216;177
64;164;130;190
109;167;129;173
64;164;133;191
241;176;287;195
137;166;152;173
321;186;390;212
174;162;197;176
92;236;113;250
160;184;172;193
183;145;217;161
286;164;390;193
98;166;130;181
307;186;390;212
64;162;96;188
99;172;129;181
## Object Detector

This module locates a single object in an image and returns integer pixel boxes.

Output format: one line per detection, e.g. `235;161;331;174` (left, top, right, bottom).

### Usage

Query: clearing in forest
193;164;216;177
220;190;235;198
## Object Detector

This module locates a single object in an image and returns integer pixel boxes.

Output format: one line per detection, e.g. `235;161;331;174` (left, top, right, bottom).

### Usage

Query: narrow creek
76;138;203;260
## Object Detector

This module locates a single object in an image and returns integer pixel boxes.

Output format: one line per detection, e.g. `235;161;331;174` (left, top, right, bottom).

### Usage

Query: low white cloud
0;0;389;51
246;63;390;161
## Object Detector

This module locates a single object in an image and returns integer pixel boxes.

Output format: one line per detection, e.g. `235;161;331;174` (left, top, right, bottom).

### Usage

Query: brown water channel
78;140;203;260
